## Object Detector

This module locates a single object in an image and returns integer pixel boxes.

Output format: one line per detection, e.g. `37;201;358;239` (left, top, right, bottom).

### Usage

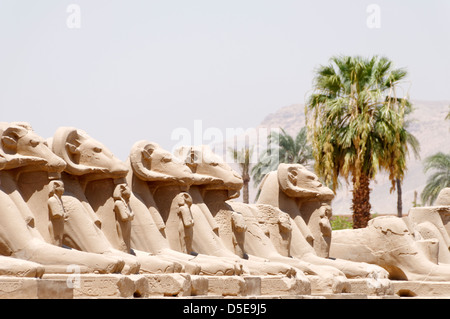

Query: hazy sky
0;0;449;160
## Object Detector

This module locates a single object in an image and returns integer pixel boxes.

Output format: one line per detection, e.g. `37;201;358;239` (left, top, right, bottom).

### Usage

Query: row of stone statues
0;122;449;293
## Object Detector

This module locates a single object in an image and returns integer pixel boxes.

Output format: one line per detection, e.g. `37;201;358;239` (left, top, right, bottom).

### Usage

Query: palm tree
420;108;450;205
251;127;313;189
306;55;412;228
396;105;421;217
228;145;253;204
421;152;450;205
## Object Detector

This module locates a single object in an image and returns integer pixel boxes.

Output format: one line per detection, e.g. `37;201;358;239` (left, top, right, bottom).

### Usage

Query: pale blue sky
0;0;449;160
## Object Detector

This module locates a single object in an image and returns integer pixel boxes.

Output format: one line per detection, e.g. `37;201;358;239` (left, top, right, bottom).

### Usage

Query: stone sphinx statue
0;256;45;278
51;127;182;275
0;139;46;278
175;146;359;293
330;186;450;281
436;188;450;206
47;179;66;247
0;122;123;274
257;164;389;281
174;145;306;279
404;187;450;264
126;140;242;276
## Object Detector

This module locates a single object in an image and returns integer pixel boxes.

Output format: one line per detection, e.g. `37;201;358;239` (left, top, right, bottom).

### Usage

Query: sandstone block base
143;273;192;297
42;274;140;298
307;275;351;294
391;280;450;298
261;275;311;296
205;276;246;296
190;275;209;296
243;276;261;296
0;277;73;299
347;278;393;296
15;274;450;299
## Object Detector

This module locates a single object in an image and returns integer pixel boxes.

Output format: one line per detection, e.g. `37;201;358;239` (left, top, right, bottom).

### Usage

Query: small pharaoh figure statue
113;183;135;251
172;192;195;254
47;179;66;246
177;193;194;229
230;211;247;256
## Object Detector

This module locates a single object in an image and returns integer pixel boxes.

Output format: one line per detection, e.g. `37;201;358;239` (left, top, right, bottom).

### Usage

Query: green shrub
330;216;353;230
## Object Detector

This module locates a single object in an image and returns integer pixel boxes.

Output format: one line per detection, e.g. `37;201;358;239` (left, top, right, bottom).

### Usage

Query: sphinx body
406;205;450;264
173;146;369;293
127;141;247;276
399;188;450;264
175;146;308;278
125;169;202;275
0;148;46;277
435;188;450;206
330;215;450;281
330;186;450;281
51;127;183;275
256;164;390;282
0;122;123;274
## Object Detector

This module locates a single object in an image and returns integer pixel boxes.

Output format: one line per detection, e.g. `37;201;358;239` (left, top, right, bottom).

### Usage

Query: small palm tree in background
251;127;313;192
420;108;450;205
396;105;421;217
306;55;412;228
420;152;450;205
228;146;253;204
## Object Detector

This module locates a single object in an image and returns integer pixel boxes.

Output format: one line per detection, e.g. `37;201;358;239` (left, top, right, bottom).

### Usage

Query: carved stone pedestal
261;275;311;296
42;274;142;298
204;276;246;296
0;277;73;299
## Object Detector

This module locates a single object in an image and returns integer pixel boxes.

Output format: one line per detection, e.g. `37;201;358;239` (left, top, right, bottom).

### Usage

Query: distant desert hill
239;100;449;216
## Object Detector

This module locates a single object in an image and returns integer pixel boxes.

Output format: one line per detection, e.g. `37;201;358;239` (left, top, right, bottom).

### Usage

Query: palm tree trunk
243;180;249;204
396;178;402;217
351;173;371;228
242;169;250;204
242;162;250;203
